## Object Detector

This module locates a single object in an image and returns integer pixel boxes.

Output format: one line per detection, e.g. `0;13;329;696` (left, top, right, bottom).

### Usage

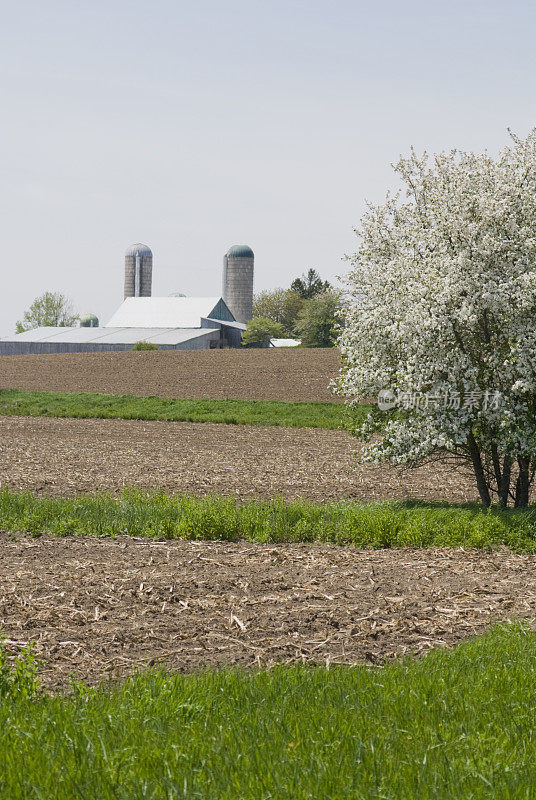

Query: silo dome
80;313;99;328
226;244;254;259
125;243;152;258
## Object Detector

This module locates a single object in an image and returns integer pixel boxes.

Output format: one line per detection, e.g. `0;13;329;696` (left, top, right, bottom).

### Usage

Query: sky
1;0;536;335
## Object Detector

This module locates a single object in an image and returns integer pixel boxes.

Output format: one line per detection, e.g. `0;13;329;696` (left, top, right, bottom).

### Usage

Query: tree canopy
16;292;78;333
337;130;536;507
295;290;343;348
290;269;331;300
252;270;336;344
242;317;285;347
252;289;304;336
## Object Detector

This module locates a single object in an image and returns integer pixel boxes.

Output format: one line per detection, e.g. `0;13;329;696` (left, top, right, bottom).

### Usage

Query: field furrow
0;415;476;502
0;349;342;402
1;534;532;689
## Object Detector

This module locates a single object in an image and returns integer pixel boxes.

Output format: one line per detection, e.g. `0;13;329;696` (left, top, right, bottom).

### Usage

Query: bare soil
1;534;533;690
0;349;342;402
0;416;477;502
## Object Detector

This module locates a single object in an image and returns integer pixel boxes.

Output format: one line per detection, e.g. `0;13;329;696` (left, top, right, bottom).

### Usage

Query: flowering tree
337;130;536;508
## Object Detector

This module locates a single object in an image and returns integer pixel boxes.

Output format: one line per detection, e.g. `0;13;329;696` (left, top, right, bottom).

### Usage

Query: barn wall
222;327;243;348
0;333;221;355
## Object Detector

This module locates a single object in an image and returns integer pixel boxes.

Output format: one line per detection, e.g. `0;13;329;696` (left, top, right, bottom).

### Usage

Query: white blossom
337;130;536;507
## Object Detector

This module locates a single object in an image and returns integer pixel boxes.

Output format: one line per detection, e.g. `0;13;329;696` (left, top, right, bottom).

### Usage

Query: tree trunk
498;455;513;508
467;434;491;508
491;444;502;493
515;456;530;508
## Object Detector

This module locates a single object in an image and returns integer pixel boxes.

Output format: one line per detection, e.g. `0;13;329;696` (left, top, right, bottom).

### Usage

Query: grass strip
3;488;536;550
0;389;362;429
1;624;536;798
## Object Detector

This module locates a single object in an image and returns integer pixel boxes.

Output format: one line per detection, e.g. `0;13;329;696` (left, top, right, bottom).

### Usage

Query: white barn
0;297;246;355
0;244;252;355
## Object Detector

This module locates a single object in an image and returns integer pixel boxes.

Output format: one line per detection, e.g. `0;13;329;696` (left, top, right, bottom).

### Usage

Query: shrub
242;317;285;347
131;341;159;351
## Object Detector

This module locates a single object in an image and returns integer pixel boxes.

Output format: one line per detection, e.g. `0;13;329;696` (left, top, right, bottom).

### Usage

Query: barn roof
0;296;244;352
0;327;217;346
105;297;231;328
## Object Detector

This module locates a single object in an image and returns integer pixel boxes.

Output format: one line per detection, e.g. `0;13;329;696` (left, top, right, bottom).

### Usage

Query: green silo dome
227;244;254;258
80;314;99;328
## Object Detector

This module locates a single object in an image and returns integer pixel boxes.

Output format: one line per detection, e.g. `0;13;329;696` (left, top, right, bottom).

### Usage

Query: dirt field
0;353;519;691
0;416;477;502
0;349;342;402
1;533;533;689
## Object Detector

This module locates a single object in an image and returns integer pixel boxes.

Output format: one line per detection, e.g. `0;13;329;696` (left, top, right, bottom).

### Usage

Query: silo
124;243;153;299
80;313;99;328
222;244;254;323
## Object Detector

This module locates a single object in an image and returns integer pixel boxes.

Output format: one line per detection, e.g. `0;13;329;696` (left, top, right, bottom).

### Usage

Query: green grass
3;487;536;550
1;624;536;798
0;389;364;429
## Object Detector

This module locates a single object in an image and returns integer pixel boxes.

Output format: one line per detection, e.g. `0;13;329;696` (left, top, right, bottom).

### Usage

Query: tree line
243;268;342;347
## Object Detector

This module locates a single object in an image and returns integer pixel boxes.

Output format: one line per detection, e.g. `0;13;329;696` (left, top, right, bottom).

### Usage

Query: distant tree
294;291;343;348
131;341;159;351
242;317;285;347
290;269;331;300
252;288;304;336
16;292;78;333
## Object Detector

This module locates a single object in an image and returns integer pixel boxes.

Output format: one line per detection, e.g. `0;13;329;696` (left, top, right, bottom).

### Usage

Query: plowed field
1;351;509;686
0;416;476;502
1;534;533;689
0;349;341;402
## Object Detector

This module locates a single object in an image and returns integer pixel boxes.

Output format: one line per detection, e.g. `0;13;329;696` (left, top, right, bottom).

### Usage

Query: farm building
0;244;253;354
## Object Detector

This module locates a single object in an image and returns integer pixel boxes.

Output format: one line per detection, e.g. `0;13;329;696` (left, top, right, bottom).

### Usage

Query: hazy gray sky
1;0;535;334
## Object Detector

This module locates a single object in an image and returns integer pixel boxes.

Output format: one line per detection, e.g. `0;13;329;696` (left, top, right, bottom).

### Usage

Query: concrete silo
222;244;254;323
124;243;153;299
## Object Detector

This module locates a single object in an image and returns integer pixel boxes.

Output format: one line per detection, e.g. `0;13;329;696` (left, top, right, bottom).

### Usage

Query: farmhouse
0;243;254;354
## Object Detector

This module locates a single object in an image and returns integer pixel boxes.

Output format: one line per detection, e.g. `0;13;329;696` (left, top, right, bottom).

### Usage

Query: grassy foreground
3;488;536;550
0;389;362;429
0;625;535;798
